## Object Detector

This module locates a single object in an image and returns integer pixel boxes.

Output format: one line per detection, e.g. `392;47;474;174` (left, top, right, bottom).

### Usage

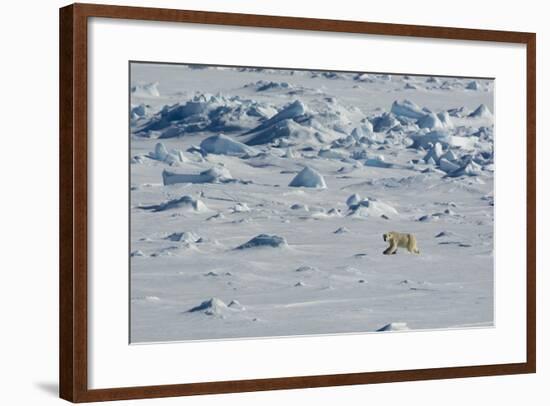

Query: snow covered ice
130;63;494;343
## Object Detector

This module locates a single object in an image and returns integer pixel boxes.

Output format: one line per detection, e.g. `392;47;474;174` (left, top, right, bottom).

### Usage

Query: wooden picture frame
60;3;536;402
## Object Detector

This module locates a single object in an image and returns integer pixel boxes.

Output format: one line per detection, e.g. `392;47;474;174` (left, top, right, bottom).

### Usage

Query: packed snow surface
130;63;494;342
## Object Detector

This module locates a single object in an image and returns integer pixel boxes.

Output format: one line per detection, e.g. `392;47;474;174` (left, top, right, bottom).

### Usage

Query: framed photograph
59;3;536;402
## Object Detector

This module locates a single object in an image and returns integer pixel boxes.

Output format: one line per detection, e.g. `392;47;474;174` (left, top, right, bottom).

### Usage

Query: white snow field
130;63;494;343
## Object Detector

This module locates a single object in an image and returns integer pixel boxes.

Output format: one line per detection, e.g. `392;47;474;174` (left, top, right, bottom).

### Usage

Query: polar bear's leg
384;240;397;255
407;235;420;254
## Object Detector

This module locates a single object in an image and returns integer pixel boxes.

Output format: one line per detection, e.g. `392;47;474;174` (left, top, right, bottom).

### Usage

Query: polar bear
383;232;420;255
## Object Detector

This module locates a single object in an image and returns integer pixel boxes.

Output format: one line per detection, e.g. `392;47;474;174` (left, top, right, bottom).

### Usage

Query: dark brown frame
60;3;536;402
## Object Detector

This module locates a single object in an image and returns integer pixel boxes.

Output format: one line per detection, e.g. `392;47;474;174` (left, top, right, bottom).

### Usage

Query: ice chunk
188;298;227;316
140;195;209;212
236;234;288;249
423;142;444;164
148;142;187;165
132;295;161;302
284;147;300;158
371;112;399;132
165;231;200;243
333;227;350;234
466;80;480;90
468;104;493;118
245;118;315;146
249;100;306;133
231;203;251;213
377;322;410;332
436;111;454;129
354;73;372;82
349;198;399;218
200;134;257;156
417;112;445;130
295;265;319;272
318;148;348;160
134;93;274;137
363;121;375;135
290;203;309;211
346;193;362;208
365;155;391;168
227;300;246;310
441;149;458;163
247;80;293;92
410;130;476;150
448;106;467;117
206;212;225;221
439;158;461;173
131;104;150;119
289;166;327;189
130;155;145;165
153;142;170;160
447;160;483;177
131;81;160;97
351;127;367;141
162;166;233;185
391;99;426;120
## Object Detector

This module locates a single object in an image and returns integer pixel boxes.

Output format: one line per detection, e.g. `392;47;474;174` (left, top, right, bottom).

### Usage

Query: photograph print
129;62;494;343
